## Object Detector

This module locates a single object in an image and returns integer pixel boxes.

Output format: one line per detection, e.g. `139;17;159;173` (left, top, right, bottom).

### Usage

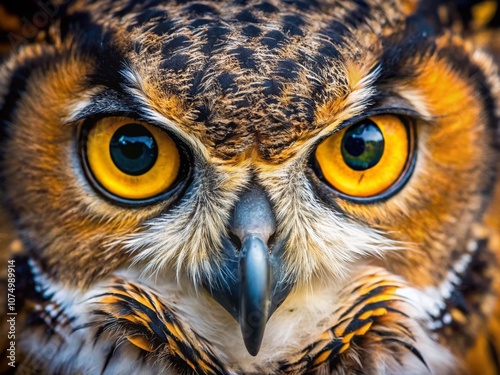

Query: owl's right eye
313;114;415;200
80;117;183;202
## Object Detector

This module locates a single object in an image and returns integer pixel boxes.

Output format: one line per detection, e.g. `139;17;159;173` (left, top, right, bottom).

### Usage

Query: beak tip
240;319;267;356
245;342;262;357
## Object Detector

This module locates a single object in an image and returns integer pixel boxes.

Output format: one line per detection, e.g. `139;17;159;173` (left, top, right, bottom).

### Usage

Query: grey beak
203;184;293;356
239;235;271;355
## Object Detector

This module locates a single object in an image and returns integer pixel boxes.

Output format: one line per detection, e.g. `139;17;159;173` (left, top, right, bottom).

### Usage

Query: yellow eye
314;115;413;198
83;117;181;201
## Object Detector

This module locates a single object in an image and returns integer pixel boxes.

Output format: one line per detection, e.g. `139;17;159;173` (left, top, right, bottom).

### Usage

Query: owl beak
239;234;272;356
204;184;293;356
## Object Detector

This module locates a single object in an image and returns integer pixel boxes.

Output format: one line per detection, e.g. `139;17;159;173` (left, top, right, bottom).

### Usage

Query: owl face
1;0;500;365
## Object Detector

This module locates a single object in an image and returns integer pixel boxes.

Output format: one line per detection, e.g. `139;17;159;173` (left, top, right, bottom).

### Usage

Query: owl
1;0;500;374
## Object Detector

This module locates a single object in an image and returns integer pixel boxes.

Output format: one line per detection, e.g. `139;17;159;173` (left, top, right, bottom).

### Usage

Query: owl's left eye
81;117;183;202
314;114;415;199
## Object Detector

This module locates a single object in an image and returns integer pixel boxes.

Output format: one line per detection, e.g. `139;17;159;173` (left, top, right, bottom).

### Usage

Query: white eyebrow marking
395;87;432;120
64;86;105;123
66;99;93;123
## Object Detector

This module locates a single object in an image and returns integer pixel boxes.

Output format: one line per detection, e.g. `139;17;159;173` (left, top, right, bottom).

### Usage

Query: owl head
1;0;499;356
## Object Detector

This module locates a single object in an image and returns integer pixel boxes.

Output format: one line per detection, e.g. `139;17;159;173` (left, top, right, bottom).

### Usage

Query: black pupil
109;123;158;176
344;137;365;157
341;121;384;171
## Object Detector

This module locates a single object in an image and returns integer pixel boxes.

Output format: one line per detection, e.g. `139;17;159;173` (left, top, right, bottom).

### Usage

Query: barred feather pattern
86;278;229;375
17;258;471;374
281;272;428;374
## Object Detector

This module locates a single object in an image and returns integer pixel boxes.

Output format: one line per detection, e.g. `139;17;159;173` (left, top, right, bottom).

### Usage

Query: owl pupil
341;121;384;171
344;137;365;157
109;123;158;176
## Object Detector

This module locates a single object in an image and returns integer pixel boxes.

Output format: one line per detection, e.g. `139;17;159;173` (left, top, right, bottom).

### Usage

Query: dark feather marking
142;289;163;314
253;1;279;13
394;322;415;340
93;325;107;345
338;286;402;321
235;9;261;23
101;343;117;375
381;338;429;370
488;338;500;375
342;317;374;336
133;9;169;25
0;53;54;157
99;292;170;341
282;14;305;36
320;338;344;356
260;29;287;49
183;3;218;16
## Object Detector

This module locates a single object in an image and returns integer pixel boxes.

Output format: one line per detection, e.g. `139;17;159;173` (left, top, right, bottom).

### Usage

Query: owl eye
314;114;414;198
81;117;182;202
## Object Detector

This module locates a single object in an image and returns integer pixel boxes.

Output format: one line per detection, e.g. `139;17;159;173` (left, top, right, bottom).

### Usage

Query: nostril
267;231;276;250
229;231;277;253
228;231;242;250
